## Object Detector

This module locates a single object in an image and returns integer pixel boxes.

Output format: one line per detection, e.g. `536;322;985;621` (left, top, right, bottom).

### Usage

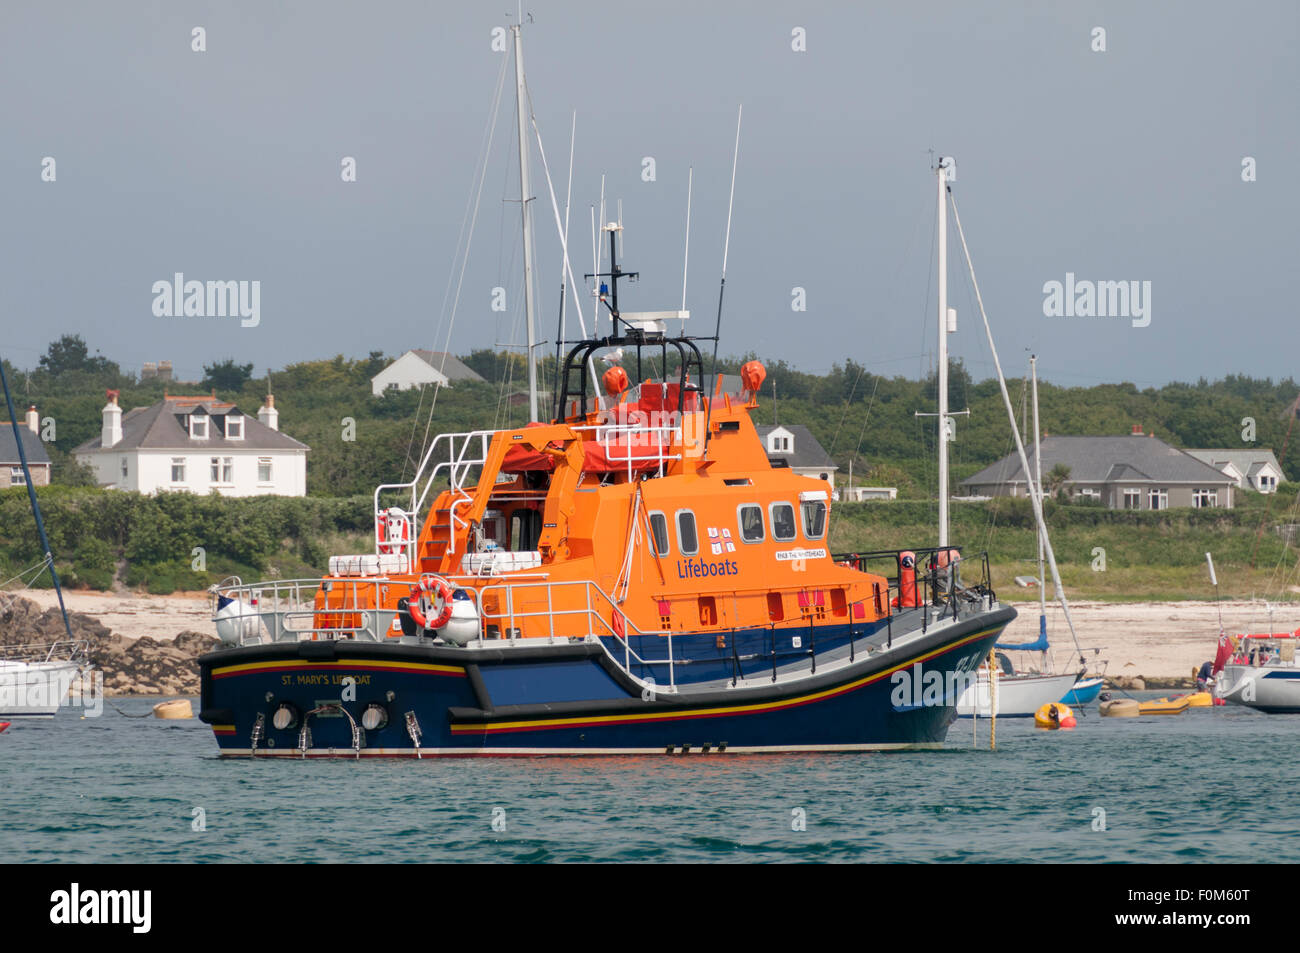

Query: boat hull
1217;664;1300;713
955;670;1080;718
1062;676;1104;706
199;607;1015;756
0;660;80;718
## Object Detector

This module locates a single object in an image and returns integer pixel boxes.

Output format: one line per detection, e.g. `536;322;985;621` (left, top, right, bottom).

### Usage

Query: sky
1;1;1295;389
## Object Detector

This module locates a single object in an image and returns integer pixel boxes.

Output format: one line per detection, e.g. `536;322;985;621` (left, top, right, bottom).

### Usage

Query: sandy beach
14;590;1299;678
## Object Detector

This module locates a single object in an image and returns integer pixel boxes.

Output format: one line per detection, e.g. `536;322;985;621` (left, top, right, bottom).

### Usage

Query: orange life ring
408;575;453;630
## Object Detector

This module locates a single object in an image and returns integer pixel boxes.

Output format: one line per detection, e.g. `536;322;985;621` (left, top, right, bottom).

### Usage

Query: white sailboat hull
956;670;1080;718
0;659;81;718
1217;664;1300;713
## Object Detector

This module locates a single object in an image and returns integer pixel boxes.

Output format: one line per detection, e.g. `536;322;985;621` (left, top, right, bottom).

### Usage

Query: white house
74;392;309;497
754;424;839;487
371;350;484;397
1186;449;1287;494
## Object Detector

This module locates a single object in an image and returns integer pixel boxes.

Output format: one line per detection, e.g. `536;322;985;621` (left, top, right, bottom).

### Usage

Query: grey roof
409;351;485;383
74;398;309;453
961;434;1233;487
1185;449;1285;483
0;423;51;466
755;424;837;471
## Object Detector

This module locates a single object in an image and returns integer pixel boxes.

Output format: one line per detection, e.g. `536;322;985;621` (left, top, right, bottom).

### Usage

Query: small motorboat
1062;675;1104;706
1138;696;1190;715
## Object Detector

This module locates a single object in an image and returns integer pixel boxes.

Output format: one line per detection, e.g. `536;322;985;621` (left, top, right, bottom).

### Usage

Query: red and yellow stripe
210;658;465;680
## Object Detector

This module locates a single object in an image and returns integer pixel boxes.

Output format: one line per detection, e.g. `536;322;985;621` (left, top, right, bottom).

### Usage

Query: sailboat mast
512;21;540;422
936;158;951;548
1031;355;1047;640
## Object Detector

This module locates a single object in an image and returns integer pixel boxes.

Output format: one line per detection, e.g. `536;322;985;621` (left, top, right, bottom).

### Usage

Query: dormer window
225;415;244;440
190;414;209;439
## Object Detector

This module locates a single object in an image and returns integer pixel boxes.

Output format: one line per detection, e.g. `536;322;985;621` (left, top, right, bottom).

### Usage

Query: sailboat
906;167;1087;718
0;360;87;718
194;30;1017;758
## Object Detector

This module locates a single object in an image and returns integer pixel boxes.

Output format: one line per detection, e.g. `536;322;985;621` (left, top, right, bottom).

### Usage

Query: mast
512;19;540;422
936;157;952;547
0;358;74;644
1031;354;1047;648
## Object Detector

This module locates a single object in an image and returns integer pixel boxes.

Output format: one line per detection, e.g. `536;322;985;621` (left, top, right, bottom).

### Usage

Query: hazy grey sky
2;1;1295;388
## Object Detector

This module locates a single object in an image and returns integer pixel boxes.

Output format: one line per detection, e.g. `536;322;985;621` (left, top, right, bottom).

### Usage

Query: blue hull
1062;677;1103;706
199;606;1015;756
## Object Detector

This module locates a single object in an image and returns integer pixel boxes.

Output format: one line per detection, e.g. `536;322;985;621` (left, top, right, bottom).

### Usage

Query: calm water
3;696;1297;863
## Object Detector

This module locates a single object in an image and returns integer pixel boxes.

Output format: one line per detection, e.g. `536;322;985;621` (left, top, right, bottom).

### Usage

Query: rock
0;595;218;696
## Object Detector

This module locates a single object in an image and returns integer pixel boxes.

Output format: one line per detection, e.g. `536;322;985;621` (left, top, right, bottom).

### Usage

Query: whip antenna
704;105;742;453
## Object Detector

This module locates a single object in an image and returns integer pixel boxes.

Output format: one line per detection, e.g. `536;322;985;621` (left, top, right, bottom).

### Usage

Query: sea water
3;696;1296;863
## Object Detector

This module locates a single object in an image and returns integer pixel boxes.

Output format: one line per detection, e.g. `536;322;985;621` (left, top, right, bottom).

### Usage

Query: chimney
258;394;278;431
1131;424;1143;435
25;405;39;436
102;389;123;448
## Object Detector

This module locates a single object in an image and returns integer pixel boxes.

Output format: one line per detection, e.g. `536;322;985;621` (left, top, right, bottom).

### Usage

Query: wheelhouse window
171;457;186;482
648;511;670;556
257;457;273;482
676;510;699;556
1193;488;1218;508
738;504;765;543
189;415;208;439
770;502;797;541
801;498;827;539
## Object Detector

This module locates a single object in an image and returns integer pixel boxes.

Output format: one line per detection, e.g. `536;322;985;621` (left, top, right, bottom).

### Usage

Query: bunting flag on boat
1212;629;1233;675
707;528;736;555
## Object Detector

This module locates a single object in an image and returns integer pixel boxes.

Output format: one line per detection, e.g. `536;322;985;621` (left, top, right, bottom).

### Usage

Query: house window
1075;487;1100;502
801;499;827;539
120;456;128;479
222;457;233;483
648;511;670;556
676;510;699;556
225;415;243;440
190;415;208;439
770;502;797;541
1193;488;1218;508
10;467;26;486
210;457;221;482
738;504;765;543
171;457;186;482
257;457;273;482
1149;488;1168;511
1122;488;1141;510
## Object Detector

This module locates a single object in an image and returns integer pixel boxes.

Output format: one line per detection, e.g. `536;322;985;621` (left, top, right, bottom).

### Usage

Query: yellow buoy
152;699;194;719
1034;702;1076;728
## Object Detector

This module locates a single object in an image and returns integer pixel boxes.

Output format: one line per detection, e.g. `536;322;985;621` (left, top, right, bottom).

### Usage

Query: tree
1045;463;1072;496
202;358;255;392
39;335;117;376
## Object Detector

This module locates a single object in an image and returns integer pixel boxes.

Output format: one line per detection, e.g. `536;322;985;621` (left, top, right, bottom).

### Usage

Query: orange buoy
740;360;766;393
603;365;629;397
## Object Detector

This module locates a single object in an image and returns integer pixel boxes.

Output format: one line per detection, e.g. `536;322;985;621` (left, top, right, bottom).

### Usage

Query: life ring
407;574;453;630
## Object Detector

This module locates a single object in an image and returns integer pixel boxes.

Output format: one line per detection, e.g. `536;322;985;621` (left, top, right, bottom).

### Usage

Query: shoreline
15;590;1298;680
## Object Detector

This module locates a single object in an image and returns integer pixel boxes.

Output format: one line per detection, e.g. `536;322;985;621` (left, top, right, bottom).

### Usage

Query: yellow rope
988;650;998;750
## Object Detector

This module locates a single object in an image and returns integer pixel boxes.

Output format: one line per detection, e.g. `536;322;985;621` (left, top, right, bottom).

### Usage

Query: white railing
213;577;398;644
1;640;89;665
476;578;676;692
373;430;494;564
